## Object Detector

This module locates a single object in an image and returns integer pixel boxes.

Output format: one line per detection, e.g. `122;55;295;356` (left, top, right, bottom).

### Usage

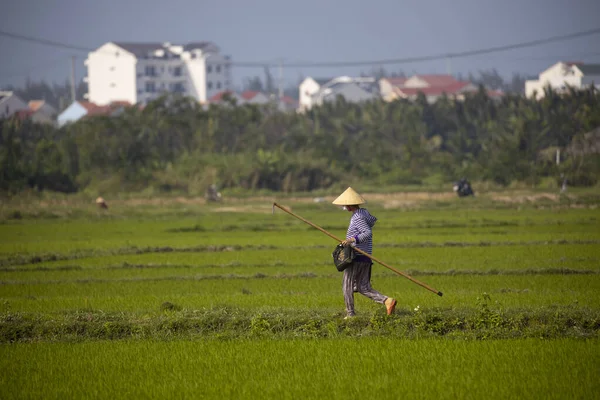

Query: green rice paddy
0;193;599;398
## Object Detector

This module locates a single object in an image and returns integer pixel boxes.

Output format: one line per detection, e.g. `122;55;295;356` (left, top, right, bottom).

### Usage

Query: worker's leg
354;261;387;304
342;263;357;316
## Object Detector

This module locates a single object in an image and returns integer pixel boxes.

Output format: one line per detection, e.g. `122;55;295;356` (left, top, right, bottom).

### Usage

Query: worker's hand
341;238;356;246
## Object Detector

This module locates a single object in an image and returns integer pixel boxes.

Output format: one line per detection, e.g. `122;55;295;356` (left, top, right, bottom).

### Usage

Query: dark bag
332;244;356;272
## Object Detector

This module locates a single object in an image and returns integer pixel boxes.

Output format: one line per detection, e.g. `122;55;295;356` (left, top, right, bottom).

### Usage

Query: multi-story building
85;42;232;105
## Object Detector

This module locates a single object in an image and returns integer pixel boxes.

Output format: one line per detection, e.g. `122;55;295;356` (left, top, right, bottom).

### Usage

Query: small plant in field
369;313;388;332
475;293;504;335
411;305;427;334
250;313;271;335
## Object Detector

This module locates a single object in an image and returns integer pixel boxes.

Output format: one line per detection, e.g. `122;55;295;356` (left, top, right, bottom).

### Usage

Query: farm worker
333;187;397;318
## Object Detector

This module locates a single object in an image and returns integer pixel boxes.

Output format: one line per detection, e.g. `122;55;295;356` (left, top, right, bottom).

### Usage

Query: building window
216;65;221;73
207;65;212;73
146;82;156;93
173;66;182;77
217;82;221;89
172;82;185;93
145;65;156;77
207;81;213;90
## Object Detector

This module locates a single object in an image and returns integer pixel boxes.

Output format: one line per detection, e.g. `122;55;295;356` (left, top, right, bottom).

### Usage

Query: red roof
86;106;113;116
209;91;236;102
78;101;100;112
241;91;259;100
109;100;131;107
78;100;131;116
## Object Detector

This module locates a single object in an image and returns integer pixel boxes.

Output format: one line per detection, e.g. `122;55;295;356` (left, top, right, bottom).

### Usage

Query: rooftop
0;91;15;103
111;42;218;58
28;100;45;112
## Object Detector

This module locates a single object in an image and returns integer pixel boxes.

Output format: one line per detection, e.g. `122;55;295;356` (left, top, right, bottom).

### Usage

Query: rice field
0;192;599;398
1;339;598;400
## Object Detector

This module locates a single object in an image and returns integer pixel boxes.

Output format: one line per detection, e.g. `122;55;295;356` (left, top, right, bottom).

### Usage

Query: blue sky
1;0;599;89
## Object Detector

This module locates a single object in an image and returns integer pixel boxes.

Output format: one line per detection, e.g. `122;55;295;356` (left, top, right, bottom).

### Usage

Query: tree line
1;85;599;195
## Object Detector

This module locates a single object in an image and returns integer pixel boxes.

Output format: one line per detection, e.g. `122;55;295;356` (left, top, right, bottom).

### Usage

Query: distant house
379;74;490;103
58;101;98;126
525;61;600;99
57;100;131;126
241;91;271;105
28;100;57;125
298;77;332;112
396;81;478;103
208;90;245;105
0;91;28;119
379;77;408;102
308;76;380;108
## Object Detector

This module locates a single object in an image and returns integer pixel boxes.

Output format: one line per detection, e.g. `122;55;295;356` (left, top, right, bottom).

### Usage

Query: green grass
1;338;598;400
0;191;599;398
1;275;599;313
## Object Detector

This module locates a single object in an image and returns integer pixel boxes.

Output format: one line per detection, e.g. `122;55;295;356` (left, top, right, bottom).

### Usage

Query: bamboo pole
273;202;443;296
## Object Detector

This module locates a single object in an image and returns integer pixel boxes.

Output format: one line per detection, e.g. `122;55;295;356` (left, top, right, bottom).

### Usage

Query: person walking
332;187;396;318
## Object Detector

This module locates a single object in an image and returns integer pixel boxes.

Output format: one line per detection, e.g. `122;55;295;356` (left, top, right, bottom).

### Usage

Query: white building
525;62;600;99
85;42;232;105
298;77;332;112
298;76;381;111
0;91;28;119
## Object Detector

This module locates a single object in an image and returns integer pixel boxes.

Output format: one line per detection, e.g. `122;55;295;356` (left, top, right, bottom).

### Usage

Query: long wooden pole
273;202;443;297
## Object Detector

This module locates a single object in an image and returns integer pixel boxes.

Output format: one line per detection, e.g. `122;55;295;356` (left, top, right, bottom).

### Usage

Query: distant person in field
453;178;474;197
333;187;396;318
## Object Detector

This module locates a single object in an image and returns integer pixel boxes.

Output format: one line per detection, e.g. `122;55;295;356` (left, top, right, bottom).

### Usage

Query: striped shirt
346;208;377;261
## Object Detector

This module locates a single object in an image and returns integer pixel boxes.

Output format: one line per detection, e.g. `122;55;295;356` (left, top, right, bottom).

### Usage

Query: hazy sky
1;0;599;89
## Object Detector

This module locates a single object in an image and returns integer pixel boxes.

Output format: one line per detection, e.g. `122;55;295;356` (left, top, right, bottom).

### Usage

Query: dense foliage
1;86;599;194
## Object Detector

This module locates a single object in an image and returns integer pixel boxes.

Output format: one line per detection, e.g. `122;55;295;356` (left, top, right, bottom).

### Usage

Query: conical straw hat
332;187;366;205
